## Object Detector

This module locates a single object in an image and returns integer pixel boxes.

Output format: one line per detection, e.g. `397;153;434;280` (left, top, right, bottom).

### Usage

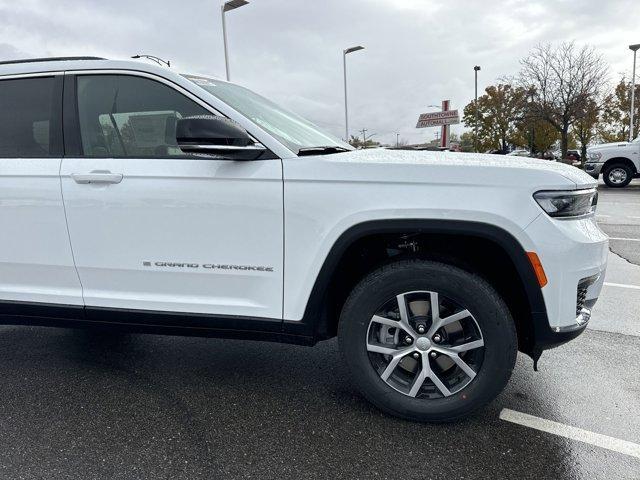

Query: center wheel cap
416;337;431;351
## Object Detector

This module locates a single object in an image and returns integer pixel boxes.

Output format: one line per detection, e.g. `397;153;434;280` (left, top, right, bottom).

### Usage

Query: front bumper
584;162;604;179
525;213;608;350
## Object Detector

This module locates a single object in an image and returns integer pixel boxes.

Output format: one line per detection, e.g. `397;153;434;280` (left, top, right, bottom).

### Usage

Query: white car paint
282;148;607;329
0;158;83;305
0;58;608;335
60;157;284;317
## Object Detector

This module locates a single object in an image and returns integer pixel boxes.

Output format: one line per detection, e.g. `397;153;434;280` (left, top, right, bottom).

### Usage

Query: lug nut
433;334;442;343
405;336;413;344
417;325;426;334
430;351;437;359
412;352;420;359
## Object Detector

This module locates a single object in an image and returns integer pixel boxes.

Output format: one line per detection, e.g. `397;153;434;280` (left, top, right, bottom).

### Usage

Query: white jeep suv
0;57;608;422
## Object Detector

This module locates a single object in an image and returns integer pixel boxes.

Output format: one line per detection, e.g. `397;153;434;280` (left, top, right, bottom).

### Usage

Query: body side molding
0;301;314;346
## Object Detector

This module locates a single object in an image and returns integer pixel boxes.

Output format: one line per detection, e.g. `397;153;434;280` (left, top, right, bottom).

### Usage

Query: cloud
0;0;637;145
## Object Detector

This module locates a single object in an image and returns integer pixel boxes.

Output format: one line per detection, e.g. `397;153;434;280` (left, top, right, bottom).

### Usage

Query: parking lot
0;180;638;480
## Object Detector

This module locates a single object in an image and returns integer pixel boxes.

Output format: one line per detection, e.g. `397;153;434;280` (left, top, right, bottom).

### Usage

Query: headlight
586;151;602;162
534;189;598;218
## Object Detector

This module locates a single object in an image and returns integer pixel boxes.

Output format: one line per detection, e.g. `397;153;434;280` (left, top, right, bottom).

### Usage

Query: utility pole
343;46;365;141
358;128;376;148
360;128;367;147
474;66;481;152
629;44;640;142
221;0;249;81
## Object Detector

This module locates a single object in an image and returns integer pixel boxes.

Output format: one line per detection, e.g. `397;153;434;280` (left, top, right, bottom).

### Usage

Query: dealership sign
415;110;460;128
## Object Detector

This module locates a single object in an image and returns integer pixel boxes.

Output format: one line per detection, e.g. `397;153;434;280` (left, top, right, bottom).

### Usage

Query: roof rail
0;56;106;66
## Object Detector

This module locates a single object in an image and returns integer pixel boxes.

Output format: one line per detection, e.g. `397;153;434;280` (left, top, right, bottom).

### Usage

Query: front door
60;73;283;320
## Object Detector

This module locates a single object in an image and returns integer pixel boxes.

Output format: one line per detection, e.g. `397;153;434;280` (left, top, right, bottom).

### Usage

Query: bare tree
518;42;608;159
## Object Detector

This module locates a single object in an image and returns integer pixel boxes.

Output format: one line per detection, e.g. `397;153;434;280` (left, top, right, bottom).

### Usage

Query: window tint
0;76;59;158
76;75;210;158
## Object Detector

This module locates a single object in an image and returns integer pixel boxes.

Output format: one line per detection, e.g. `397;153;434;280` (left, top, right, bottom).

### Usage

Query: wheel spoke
370;315;401;329
427;309;471;336
380;349;412;381
396;294;417;338
432;338;484;356
408;361;428;397
429;291;439;322
448;338;484;353
366;343;399;356
428;370;452;397
449;354;477;380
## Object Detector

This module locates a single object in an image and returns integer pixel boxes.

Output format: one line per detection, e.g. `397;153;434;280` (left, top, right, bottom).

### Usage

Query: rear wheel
338;259;517;422
603;163;633;188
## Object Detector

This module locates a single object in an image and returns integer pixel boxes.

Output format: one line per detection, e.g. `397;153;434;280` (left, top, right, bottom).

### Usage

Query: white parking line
609;237;640;242
604;282;640;291
499;409;640;460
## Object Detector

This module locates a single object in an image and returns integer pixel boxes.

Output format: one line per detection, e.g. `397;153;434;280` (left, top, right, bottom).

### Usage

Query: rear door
60;72;283;320
0;74;83;308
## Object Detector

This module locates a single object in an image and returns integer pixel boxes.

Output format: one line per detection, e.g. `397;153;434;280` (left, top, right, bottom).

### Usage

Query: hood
325;149;596;189
588;141;632;151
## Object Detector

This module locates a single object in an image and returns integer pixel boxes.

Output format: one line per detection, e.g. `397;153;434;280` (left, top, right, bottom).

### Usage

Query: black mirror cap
176;115;253;147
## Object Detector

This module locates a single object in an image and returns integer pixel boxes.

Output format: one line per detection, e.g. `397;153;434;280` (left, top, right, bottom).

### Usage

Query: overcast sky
0;0;638;145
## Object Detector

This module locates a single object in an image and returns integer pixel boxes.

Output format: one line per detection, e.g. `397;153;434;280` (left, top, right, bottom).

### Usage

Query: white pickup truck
585;138;640;187
0;56;608;422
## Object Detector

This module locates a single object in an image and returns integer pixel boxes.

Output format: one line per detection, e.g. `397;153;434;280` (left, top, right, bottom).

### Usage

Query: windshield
183;75;352;154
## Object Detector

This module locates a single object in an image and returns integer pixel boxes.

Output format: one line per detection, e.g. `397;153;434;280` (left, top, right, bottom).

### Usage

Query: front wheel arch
603;157;637;174
299;219;547;356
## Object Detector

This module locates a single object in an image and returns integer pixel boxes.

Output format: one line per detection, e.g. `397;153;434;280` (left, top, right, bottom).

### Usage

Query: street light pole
474;66;481;152
343;46;364;141
221;0;249;81
629;44;640;142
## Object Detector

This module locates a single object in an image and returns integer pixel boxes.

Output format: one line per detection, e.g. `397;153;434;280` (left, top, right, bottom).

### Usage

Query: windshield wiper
298;146;350;156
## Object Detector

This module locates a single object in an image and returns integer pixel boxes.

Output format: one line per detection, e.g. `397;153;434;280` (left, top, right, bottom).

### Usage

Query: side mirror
176;115;266;159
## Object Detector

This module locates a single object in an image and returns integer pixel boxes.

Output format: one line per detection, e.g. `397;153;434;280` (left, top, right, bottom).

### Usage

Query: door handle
71;170;123;185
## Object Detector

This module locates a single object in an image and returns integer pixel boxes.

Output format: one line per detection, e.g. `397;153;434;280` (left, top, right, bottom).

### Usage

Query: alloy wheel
366;290;484;399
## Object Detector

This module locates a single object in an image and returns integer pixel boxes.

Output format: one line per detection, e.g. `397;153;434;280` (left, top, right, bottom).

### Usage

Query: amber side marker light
526;252;548;288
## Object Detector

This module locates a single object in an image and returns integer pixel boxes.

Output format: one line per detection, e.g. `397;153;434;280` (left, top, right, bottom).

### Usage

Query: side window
0;76;59;158
76;75;211;158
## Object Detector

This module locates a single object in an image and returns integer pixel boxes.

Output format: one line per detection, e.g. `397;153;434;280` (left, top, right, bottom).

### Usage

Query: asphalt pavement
0;179;638;480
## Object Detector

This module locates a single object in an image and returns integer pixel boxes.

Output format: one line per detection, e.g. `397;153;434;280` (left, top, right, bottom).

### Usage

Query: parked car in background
537;150;557;161
485;148;508;155
557;150;581;166
567;150;581;162
585;137;640;188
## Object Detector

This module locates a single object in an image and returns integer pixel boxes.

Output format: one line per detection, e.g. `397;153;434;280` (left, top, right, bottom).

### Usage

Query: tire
338;259;517;422
603;163;633;188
